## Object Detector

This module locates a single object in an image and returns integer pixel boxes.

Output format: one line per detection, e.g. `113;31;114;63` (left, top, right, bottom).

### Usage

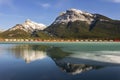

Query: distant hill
0;19;49;39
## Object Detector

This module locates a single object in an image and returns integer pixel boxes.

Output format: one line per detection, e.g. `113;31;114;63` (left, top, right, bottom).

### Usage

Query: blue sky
0;0;120;30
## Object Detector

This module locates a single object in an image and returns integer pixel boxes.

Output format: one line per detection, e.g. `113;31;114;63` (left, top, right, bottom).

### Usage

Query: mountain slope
0;29;31;38
45;9;120;39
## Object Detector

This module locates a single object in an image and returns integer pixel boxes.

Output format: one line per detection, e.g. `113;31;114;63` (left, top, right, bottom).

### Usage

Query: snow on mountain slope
53;8;94;24
9;19;46;32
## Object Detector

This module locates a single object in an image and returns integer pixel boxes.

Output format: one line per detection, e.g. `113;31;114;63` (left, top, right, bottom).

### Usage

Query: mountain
45;8;120;39
0;19;49;38
8;19;46;33
1;9;120;39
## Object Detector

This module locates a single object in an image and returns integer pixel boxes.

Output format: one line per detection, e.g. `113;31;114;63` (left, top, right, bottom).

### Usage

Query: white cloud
112;0;120;3
39;3;51;8
105;0;120;3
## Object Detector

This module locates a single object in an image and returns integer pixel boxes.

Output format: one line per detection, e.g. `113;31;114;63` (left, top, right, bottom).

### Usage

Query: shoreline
0;41;120;44
0;38;120;43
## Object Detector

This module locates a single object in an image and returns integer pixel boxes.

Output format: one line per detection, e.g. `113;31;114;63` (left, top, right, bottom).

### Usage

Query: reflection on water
55;61;103;75
14;50;46;63
10;45;48;63
9;45;104;74
0;43;120;80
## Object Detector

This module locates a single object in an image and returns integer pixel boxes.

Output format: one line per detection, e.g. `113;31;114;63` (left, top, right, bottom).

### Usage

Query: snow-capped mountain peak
68;8;93;17
53;8;94;24
9;19;47;32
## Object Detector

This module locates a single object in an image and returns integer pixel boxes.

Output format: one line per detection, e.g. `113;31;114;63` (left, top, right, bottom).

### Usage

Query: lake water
0;42;120;80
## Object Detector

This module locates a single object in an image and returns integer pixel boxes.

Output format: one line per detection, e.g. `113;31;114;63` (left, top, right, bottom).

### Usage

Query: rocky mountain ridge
52;9;111;25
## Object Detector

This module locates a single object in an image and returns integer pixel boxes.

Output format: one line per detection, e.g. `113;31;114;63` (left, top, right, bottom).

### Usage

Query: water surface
0;42;120;80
